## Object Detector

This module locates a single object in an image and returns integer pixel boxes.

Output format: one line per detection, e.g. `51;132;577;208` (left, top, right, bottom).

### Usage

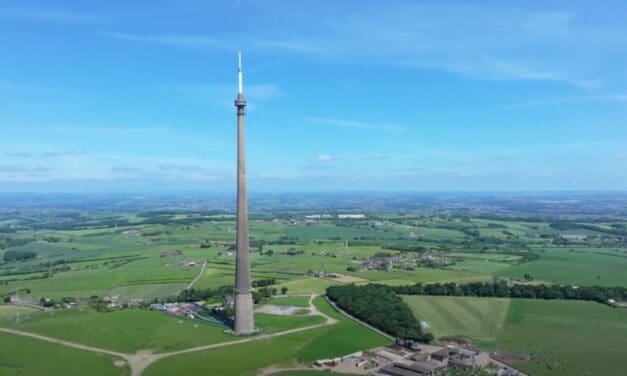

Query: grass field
0;308;326;354
496;299;627;376
498;247;627;287
144;327;330;376
267;296;312;307
0;331;129;376
274;278;340;294
0;308;233;353
144;297;390;376
403;296;510;342
0;305;39;318
295;297;391;361
105;283;186;302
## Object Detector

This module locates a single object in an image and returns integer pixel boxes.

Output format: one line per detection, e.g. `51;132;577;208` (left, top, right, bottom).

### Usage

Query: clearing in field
403;295;510;342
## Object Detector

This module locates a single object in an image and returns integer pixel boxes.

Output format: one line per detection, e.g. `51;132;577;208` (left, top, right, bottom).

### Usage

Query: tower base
233;292;255;334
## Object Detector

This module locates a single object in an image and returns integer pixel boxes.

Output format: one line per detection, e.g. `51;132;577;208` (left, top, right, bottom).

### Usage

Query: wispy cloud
97;4;619;90
506;93;627;109
0;8;102;23
304;116;404;134
99;31;229;50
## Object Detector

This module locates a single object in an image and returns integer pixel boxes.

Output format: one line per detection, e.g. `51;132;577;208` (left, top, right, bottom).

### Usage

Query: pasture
495;299;627;376
498;247;627;286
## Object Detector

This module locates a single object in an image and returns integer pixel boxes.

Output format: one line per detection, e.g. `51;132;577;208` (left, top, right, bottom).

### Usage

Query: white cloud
304;116;404;134
315;154;335;162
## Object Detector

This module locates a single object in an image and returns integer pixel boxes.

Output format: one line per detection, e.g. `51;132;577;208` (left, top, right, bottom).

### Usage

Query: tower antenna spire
238;51;243;94
233;51;254;334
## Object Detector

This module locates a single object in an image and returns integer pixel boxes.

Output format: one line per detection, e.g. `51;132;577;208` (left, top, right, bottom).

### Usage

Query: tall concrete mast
233;51;255;333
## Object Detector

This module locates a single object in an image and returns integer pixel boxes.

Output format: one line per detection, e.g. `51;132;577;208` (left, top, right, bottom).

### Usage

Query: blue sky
1;0;626;192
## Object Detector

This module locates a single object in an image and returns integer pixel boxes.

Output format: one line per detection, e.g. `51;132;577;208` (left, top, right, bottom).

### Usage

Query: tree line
390;281;626;304
326;284;433;343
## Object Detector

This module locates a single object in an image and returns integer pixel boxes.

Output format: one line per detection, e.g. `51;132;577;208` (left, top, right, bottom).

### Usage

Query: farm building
379;360;444;376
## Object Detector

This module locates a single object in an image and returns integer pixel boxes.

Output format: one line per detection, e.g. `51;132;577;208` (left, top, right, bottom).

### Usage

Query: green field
0;308;233;353
295;297;391;361
144;327;330;376
403;295;510;341
498;247;627;287
106;283;186;303
144;297;390;376
496;299;627;376
0;332;129;376
0;305;39;318
267;296;312;307
0;308;324;354
0;208;625;375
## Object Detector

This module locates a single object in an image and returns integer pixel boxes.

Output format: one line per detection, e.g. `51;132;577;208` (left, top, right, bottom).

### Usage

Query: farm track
185;261;207;290
0;294;336;376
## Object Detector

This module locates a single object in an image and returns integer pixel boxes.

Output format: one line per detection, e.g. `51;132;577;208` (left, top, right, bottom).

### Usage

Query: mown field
403;295;510;342
404;295;627;376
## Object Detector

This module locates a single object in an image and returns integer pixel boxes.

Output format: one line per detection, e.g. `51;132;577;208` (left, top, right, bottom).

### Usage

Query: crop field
0;331;129;376
403;296;511;341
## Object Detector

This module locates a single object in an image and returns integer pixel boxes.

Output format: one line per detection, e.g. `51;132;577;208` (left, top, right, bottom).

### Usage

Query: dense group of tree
176;285;234;302
391;281;627;303
0;236;32;250
326;284;433;343
3;249;37;262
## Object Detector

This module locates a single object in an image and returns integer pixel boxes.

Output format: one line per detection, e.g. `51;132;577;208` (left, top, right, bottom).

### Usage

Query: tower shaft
233;54;254;334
